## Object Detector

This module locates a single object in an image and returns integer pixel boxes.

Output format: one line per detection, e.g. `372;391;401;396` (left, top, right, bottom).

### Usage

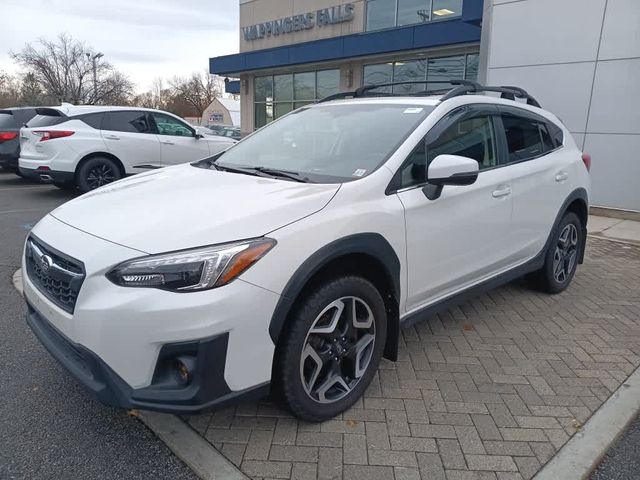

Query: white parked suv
22;81;591;421
18;105;236;192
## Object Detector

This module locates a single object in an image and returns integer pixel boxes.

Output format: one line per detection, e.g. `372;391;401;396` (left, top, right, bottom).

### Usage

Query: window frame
386;103;506;194
365;0;463;31
495;105;565;166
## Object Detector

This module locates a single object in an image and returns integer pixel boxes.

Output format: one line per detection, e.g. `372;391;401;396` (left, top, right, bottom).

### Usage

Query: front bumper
26;302;269;413
19;166;74;184
23;214;281;412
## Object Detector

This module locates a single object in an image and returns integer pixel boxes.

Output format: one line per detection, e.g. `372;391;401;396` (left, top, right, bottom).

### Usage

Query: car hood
50;164;340;253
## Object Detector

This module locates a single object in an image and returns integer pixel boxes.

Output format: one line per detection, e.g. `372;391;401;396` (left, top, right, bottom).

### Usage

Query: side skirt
400;253;544;329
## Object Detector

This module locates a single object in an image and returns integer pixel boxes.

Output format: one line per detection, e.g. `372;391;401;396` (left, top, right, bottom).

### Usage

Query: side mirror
423;154;479;200
195;133;205;139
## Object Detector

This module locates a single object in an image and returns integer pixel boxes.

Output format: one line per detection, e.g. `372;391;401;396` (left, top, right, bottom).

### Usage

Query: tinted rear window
27;114;66;128
76;112;104;129
103;111;152;133
0;113;18;129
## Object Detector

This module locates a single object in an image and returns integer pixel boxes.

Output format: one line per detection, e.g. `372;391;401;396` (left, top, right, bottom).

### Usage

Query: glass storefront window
432;0;463;19
393;59;427;94
397;0;430;26
254;69;340;129
254;76;273;102
274;75;293;101
294;72;315;101
465;53;479;80
426;55;465;89
363;63;393;93
363;53;478;94
366;0;396;30
316;70;340;99
366;0;462;31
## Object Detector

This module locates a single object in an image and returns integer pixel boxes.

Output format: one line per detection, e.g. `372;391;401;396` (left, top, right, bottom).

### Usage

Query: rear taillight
581;152;591;172
33;130;75;142
0;131;18;142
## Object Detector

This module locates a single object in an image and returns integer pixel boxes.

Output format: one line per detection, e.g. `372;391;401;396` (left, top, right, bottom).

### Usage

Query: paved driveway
184;238;640;480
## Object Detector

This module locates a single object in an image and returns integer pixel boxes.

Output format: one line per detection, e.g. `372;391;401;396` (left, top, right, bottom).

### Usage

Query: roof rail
317;80;480;103
317;80;541;108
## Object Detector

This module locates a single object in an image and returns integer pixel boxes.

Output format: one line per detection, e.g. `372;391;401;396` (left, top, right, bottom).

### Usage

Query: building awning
210;0;483;77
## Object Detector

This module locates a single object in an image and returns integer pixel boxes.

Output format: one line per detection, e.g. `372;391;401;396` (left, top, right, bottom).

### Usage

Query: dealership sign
242;3;355;41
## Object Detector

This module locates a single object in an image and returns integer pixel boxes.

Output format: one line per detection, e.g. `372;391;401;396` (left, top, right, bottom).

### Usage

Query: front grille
25;236;85;313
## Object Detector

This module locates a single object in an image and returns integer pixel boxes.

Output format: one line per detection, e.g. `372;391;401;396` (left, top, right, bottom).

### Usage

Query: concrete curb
534;365;640;480
587;233;640;248
11;268;248;480
138;412;249;480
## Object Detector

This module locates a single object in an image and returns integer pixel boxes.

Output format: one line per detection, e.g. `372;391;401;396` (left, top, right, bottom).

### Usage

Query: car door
496;106;570;262
150;112;210;165
394;105;514;313
101;111;162;173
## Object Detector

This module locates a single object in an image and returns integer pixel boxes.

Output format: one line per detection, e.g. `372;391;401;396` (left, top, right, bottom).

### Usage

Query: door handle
555;171;569;182
104;134;120;140
492;185;512;198
160;140;174;145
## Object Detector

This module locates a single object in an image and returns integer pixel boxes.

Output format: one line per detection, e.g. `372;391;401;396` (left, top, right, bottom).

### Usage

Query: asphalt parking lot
0;172;196;480
182;224;640;480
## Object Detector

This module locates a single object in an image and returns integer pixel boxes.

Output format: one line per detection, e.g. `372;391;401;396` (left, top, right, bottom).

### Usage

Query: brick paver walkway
184;238;640;480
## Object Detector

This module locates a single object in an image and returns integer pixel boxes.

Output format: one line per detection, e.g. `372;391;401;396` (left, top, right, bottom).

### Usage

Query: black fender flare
268;233;401;360
545;187;589;264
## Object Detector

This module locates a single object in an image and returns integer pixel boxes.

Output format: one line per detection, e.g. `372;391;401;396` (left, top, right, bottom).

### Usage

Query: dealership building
211;0;640;212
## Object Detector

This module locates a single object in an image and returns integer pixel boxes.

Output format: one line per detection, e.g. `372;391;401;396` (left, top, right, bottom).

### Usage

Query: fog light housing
175;356;196;385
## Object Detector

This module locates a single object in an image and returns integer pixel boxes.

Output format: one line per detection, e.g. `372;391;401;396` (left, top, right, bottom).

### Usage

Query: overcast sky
0;0;239;92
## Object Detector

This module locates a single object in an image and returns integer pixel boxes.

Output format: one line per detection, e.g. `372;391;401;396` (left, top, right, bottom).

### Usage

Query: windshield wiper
253;167;310;183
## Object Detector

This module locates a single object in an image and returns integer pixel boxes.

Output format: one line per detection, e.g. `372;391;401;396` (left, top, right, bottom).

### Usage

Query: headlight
106;238;276;292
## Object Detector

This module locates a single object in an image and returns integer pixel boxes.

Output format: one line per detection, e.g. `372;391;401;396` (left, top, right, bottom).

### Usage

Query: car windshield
211;103;433;183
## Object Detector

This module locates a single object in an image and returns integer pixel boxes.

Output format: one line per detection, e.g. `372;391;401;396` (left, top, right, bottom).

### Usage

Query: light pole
86;52;104;104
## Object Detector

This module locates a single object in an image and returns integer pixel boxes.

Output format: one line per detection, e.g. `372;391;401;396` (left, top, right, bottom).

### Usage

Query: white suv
18;105;236;192
22;81;591;421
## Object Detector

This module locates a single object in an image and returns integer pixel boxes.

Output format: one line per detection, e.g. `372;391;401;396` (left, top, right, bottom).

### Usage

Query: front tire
76;157;122;193
527;211;582;293
277;276;387;422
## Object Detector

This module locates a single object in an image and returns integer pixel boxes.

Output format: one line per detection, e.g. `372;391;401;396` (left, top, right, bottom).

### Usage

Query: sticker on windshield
403;107;423;114
353;169;367;177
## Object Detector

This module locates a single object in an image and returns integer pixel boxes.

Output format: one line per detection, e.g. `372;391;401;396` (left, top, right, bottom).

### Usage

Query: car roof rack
317;80;541;108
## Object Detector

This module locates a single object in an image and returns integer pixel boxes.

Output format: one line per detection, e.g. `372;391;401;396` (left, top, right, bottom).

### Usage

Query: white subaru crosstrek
22;81;591;421
18;105;236;192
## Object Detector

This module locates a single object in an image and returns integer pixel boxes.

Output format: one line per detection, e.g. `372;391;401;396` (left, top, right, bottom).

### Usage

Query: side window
394;113;497;190
426;115;498;170
501;114;557;163
547;122;564;148
151;113;194;137
78;112;104;129
103;111;152;134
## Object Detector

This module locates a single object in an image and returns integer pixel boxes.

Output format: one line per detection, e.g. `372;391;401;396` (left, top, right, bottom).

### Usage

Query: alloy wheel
552;223;579;283
299;296;376;404
86;163;116;189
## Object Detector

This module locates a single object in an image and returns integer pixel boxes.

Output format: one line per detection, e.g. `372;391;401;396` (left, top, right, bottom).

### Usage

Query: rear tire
76;157;122;193
277;276;387;422
527;211;582;293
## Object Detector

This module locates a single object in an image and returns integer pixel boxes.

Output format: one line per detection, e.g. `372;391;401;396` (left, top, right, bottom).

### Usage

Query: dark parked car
0;107;38;175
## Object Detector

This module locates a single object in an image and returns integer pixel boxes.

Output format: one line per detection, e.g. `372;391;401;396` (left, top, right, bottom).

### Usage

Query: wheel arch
552;187;589;264
269;233;402;365
75;152;126;180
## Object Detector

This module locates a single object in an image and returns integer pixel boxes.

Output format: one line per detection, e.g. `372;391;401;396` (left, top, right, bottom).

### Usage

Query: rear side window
77;112;104;129
502;114;554;163
547;122;564;147
0;112;17;129
103;111;152;134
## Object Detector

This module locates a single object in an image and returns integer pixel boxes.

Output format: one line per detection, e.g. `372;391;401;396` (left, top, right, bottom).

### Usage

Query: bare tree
0;71;21;108
10;33;133;105
170;71;224;121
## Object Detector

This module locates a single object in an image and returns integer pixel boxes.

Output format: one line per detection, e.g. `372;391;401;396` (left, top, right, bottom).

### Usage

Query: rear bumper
0;153;19;170
26;302;270;413
19;166;74;184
